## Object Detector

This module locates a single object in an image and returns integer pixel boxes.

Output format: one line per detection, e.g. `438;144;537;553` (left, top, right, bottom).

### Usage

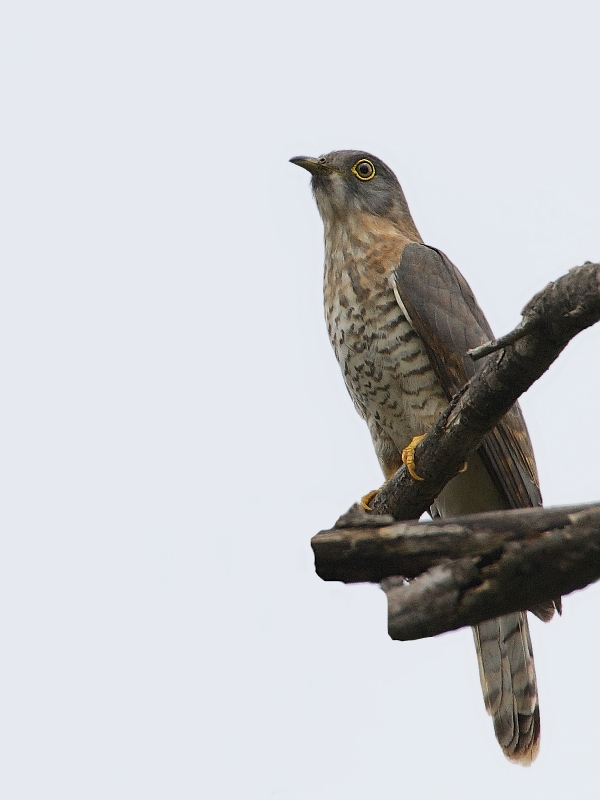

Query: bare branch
313;262;600;640
313;503;600;638
367;261;600;521
312;503;600;583
466;317;536;360
383;503;600;640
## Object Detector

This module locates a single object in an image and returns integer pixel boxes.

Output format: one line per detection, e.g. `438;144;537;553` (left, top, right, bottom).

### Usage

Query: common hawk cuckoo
291;149;558;764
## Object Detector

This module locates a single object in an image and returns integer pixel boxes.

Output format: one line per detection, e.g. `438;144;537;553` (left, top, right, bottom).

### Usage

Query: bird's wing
393;243;554;765
391;242;541;510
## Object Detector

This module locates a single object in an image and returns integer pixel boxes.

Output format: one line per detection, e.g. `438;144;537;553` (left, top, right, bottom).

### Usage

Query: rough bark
312;503;600;638
313;503;600;582
384;503;600;640
367;261;600;520
313;261;600;639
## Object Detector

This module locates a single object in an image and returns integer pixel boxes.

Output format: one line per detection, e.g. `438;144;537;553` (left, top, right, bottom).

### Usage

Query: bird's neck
323;211;422;287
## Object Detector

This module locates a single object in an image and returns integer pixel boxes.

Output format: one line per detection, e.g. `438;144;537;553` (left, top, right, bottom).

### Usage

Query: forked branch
312;503;600;638
367;261;600;520
313;261;600;637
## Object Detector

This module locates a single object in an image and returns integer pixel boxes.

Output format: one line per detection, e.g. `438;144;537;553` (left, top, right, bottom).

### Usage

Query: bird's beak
289;156;330;175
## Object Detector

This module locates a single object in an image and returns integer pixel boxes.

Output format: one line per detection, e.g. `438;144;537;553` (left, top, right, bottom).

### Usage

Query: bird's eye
318;156;326;164
351;159;376;181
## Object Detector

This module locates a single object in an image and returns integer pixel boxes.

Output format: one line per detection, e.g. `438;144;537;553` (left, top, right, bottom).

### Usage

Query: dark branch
312;503;600;583
466;317;536;360
366;261;600;520
313;503;600;639
314;262;600;639
383;503;600;639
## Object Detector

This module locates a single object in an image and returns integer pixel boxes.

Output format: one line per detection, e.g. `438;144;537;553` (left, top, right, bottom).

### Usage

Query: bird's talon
459;461;468;473
360;490;379;511
402;434;427;481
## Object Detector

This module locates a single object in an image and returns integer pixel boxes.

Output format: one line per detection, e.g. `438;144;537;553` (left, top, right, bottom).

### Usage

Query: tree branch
312;503;600;638
313;503;598;581
365;261;600;520
313;261;600;639
384;504;600;640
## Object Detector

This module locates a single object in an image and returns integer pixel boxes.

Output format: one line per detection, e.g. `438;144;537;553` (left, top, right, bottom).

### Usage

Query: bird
290;149;559;764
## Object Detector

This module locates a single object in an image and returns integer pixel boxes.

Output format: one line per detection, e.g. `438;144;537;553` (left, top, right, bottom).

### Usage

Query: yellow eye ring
351;159;376;181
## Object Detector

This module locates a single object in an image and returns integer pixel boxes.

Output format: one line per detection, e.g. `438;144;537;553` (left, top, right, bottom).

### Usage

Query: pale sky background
1;1;600;798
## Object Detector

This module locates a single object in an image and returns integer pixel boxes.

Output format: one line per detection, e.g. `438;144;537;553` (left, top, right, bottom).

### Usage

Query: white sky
1;0;600;797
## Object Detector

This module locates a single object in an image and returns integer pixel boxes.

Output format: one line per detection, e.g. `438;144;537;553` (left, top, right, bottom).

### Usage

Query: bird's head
290;150;416;232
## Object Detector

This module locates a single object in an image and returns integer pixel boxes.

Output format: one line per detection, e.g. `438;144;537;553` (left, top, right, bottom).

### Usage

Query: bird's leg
401;434;427;481
362;432;468;507
361;436;428;506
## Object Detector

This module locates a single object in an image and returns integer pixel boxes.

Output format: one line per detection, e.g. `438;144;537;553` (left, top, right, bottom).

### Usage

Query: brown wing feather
393;243;556;763
392;243;541;510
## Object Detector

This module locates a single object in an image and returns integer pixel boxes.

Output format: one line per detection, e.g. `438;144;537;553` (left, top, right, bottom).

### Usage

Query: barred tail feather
472;612;540;765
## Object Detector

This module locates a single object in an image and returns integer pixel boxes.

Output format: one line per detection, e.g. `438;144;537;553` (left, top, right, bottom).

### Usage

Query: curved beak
289;156;329;175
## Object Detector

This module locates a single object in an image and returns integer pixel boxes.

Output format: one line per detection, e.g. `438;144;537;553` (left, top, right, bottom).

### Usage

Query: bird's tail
472;612;540;765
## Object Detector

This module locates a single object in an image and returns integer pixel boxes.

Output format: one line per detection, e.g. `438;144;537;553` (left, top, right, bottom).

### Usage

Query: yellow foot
402;434;427;481
360;490;379;511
